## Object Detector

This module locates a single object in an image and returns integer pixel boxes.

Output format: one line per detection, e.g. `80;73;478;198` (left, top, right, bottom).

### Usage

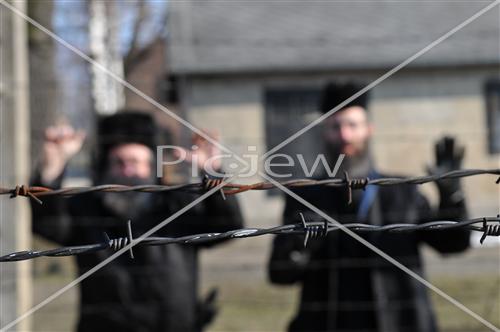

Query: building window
485;79;500;154
158;75;179;104
264;87;323;194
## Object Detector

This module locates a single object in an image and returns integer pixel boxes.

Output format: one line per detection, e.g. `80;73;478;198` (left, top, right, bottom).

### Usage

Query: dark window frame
484;79;500;154
264;86;324;195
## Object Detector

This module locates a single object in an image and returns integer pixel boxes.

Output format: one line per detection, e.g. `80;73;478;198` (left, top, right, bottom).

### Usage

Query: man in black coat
268;82;470;332
31;112;243;332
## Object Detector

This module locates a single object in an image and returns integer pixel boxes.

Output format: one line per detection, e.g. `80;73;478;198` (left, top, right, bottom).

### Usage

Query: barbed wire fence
1;216;499;262
0;168;499;262
2;168;499;203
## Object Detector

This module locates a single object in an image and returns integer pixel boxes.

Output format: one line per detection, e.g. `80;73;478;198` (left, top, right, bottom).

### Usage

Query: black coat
268;171;469;332
31;173;243;332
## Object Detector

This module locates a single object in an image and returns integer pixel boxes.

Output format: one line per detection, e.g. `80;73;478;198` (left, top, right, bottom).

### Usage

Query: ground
31;238;499;332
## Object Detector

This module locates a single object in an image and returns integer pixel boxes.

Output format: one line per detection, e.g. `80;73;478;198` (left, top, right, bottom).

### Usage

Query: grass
203;275;500;332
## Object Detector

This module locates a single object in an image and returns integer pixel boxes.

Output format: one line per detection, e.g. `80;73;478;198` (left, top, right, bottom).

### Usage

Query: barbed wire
1;216;499;262
1;168;499;205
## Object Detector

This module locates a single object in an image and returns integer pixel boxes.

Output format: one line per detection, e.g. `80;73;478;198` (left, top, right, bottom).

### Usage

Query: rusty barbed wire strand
1;216;499;262
1;168;499;204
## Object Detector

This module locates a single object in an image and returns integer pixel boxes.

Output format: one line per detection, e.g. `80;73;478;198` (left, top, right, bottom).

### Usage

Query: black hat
97;111;157;150
319;81;370;114
95;111;157;173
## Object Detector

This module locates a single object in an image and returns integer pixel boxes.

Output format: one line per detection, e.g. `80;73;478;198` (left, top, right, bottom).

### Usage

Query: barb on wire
480;217;500;244
342;170;369;204
1;216;499;262
1;168;499;205
301;212;328;247
203;175;227;200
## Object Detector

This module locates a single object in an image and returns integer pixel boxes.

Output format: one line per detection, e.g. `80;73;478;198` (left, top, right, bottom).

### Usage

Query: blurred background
0;1;499;331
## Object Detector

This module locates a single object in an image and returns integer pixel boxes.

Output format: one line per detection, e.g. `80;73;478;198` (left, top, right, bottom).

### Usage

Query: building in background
167;2;500;234
1;2;497;331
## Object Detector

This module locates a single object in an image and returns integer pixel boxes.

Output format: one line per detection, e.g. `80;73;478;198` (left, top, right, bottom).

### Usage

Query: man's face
323;106;373;157
107;143;153;179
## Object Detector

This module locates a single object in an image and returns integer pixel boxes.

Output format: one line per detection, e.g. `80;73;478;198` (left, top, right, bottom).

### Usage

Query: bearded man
32;111;243;332
268;81;470;332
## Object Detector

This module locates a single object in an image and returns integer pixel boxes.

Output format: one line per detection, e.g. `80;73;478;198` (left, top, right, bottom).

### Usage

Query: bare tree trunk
27;0;58;165
88;0;124;115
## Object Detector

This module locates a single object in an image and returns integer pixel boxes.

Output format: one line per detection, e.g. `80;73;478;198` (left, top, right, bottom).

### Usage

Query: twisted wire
1;216;498;262
1;168;498;204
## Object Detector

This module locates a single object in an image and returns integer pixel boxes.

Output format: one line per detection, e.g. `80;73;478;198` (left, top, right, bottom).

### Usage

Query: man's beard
98;174;155;220
325;140;373;178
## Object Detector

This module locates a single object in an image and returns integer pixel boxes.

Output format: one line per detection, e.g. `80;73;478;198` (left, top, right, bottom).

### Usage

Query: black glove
427;136;465;205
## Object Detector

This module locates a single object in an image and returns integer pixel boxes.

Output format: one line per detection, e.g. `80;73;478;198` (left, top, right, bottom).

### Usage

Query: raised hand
173;130;223;175
434;136;465;172
40;125;86;184
427;135;466;205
